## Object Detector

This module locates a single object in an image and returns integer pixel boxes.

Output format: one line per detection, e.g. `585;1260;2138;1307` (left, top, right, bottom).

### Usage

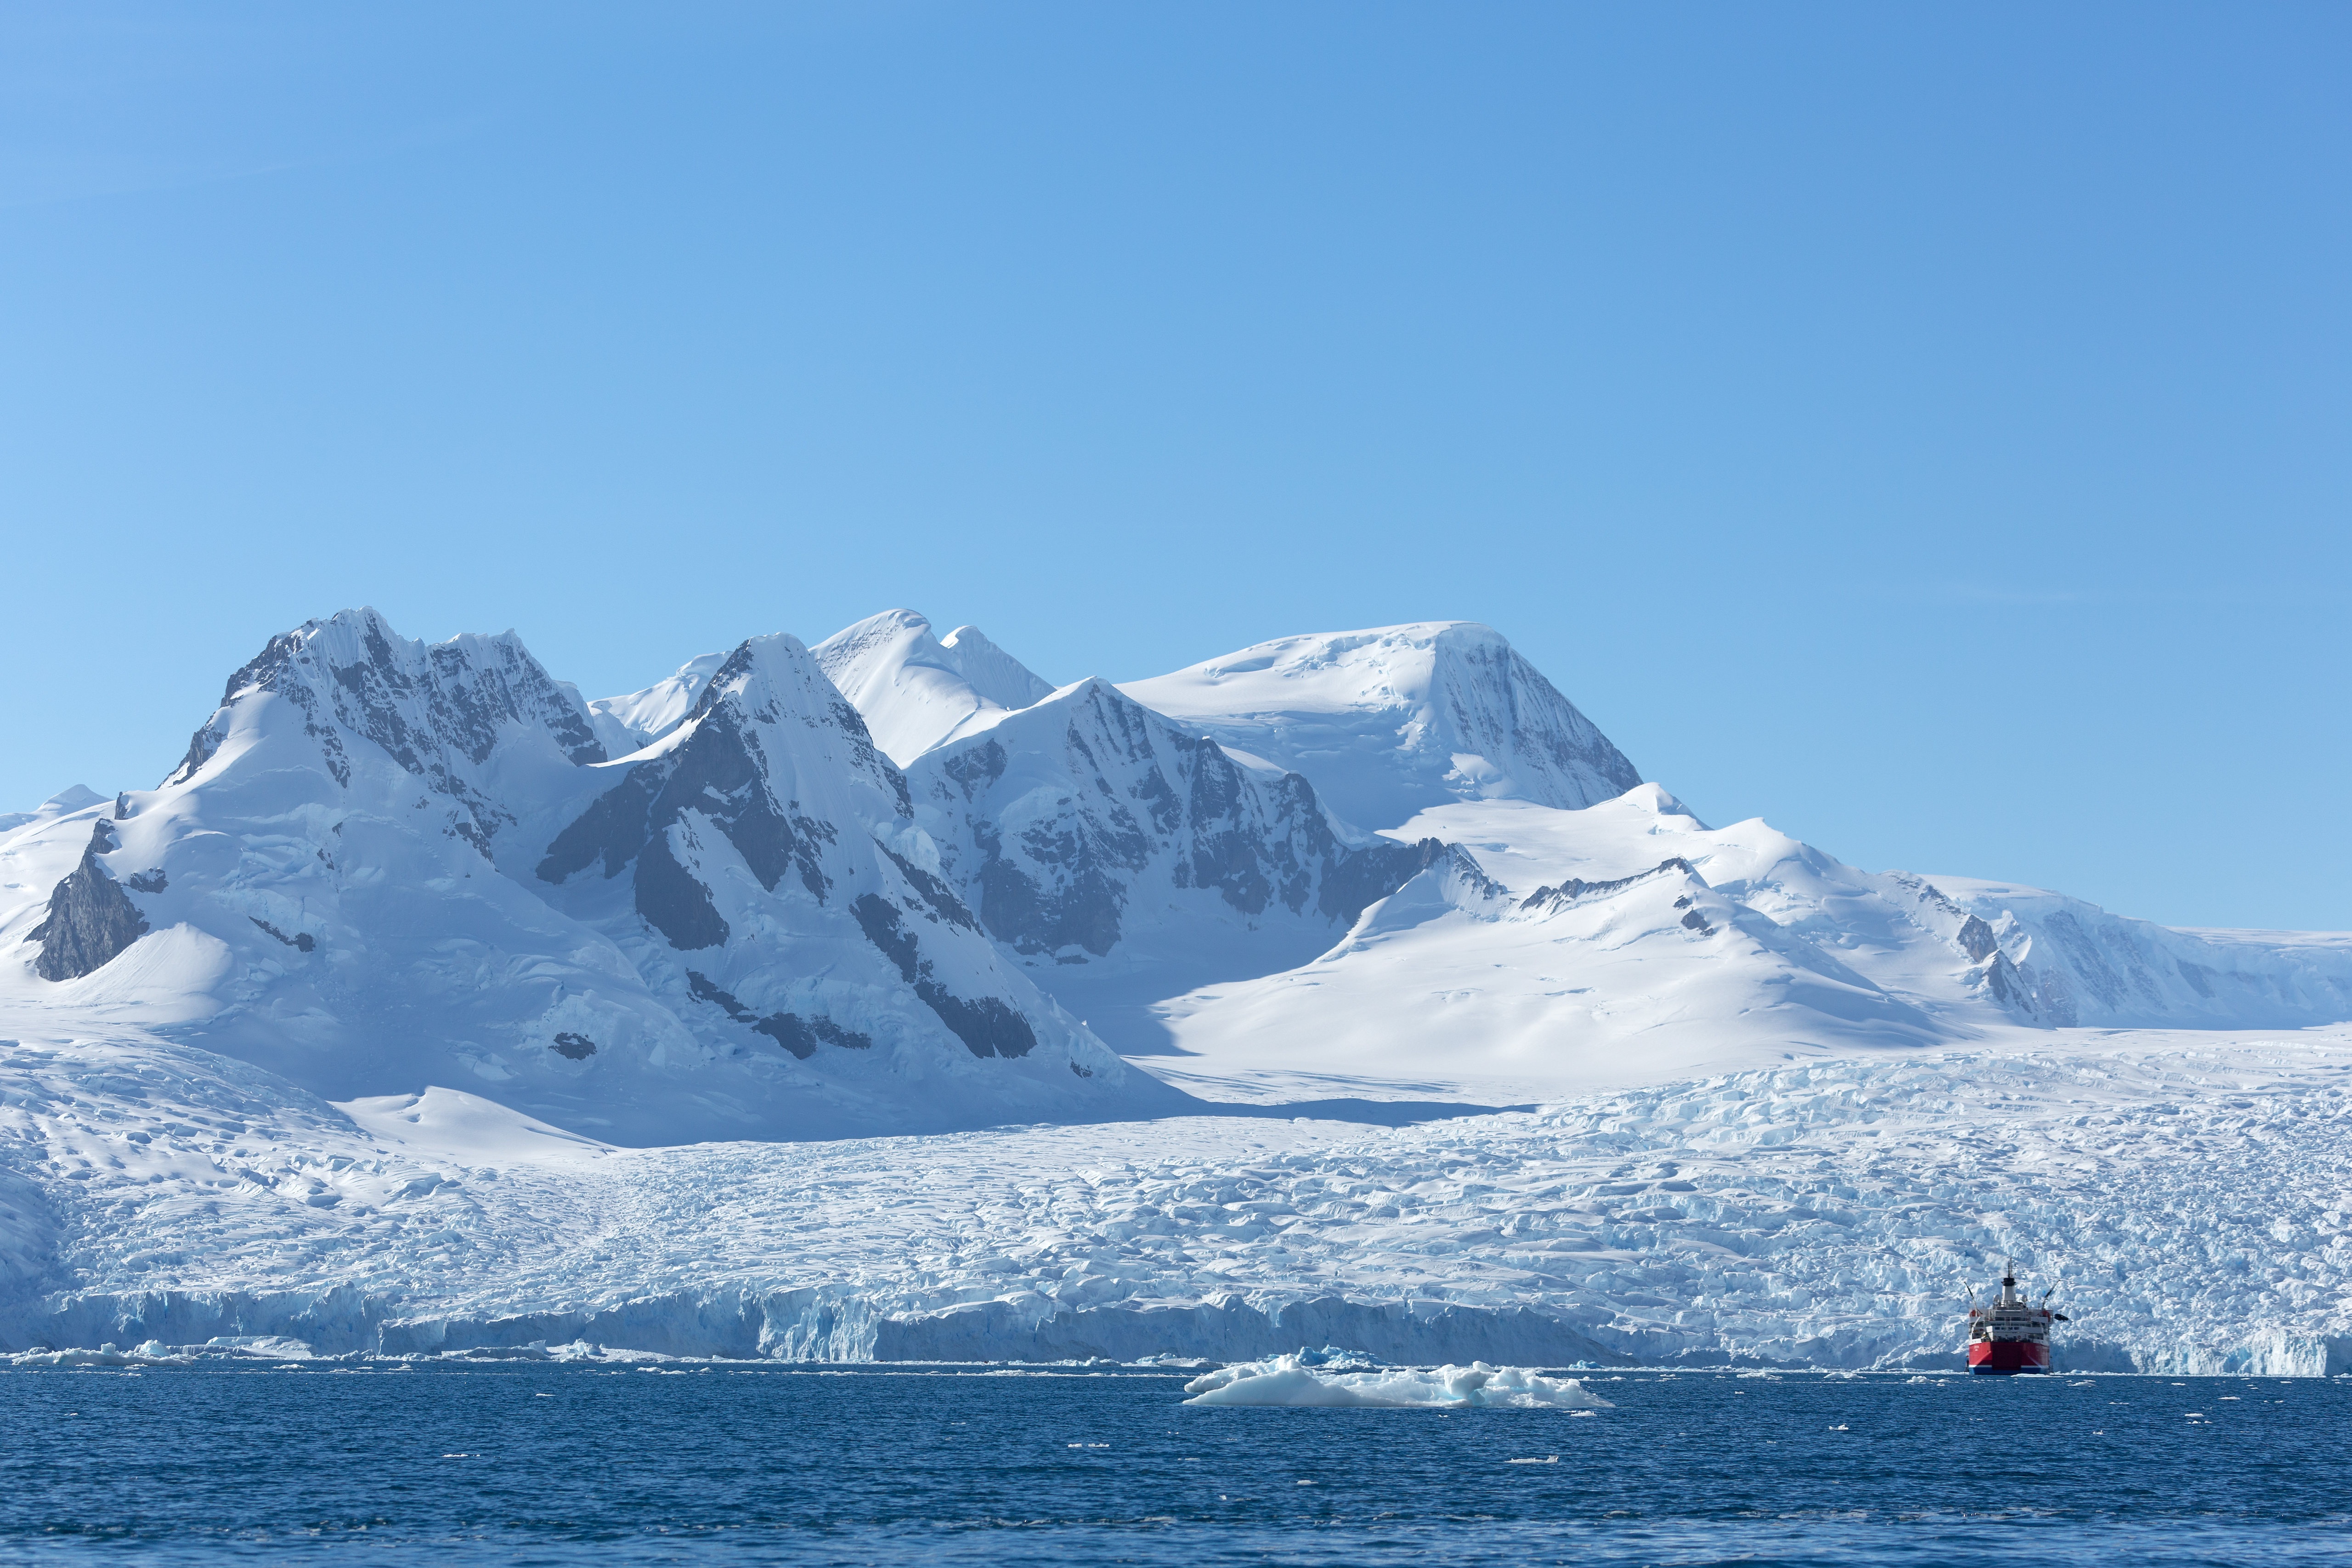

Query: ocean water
1;1365;2347;1565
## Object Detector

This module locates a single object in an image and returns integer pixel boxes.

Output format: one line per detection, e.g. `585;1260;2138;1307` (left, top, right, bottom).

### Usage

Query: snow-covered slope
811;610;1055;768
1120;622;1641;831
0;785;107;837
1139;792;2352;1106
584;651;728;757
6;1027;2348;1374
0;611;1161;1143
1925;874;2352;1030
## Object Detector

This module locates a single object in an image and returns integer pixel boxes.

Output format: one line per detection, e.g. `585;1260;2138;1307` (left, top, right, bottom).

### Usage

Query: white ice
1182;1355;1610;1408
4;1026;2348;1373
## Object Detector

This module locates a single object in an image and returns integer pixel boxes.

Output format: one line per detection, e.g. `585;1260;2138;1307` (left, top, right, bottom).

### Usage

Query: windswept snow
812;610;1055;768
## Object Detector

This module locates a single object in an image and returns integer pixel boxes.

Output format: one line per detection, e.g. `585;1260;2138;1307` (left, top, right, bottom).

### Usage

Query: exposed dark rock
249;917;316;953
688;970;871;1058
941;739;1008;792
853;893;1035;1057
1955;914;2001;963
1976;950;2035;1013
31;822;150;981
686;641;912;817
921;684;1441;963
125;870;168;894
978;846;1127;958
540;677;845;952
877;847;979;931
550;1032;598;1060
1317;836;1441;925
1521;857;1697;914
537;769;658;883
853;894;921;983
686;969;755;1020
634;831;729;950
165;613;605;850
912;984;1036;1059
752;1012;874;1059
1680;909;1713;935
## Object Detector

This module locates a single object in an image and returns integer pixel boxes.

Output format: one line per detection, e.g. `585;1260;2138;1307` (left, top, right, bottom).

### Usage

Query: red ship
1965;1257;2067;1374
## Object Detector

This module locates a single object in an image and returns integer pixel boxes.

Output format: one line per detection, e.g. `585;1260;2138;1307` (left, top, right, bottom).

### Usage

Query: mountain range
5;606;2348;1142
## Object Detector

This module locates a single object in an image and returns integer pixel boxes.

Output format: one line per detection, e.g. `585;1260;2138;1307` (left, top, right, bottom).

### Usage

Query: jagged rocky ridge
7;604;2352;1137
28;821;148;982
0;611;1147;1143
532;634;1069;1065
906;677;1432;971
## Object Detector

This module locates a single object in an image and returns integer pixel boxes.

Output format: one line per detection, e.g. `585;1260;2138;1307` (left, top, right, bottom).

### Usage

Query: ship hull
1968;1339;2051;1376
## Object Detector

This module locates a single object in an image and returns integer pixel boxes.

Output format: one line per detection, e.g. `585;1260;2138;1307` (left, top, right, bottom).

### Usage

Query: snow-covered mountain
0;785;106;838
8;603;2352;1369
903;677;1434;997
7;602;2352;1140
812;610;1056;767
0;611;1155;1143
1119;621;1641;831
529;632;1132;1101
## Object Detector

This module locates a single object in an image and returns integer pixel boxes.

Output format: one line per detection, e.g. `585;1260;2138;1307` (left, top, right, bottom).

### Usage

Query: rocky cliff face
905;678;1428;970
165;608;607;854
28;821;148;982
533;634;1115;1075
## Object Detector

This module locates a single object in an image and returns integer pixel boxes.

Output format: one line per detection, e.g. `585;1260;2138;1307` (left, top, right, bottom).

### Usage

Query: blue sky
3;3;2346;928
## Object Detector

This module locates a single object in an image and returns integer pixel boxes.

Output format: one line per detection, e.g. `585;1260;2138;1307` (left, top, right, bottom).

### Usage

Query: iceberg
1183;1355;1611;1409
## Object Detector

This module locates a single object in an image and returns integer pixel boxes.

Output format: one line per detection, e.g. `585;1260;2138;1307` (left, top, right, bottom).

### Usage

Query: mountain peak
812;610;1055;767
1119;621;1640;830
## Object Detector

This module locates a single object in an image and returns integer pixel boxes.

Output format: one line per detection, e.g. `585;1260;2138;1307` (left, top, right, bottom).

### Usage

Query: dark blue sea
2;1365;2346;1564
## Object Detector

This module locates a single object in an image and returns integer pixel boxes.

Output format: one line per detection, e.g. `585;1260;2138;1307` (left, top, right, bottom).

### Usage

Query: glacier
4;605;2350;1372
2;1025;2347;1372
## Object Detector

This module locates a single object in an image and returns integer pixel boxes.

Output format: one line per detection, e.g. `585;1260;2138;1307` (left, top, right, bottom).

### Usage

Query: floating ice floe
1182;1355;1611;1409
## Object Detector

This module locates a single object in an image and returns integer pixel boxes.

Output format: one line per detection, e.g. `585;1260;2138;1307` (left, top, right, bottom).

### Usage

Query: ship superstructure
1965;1257;2066;1375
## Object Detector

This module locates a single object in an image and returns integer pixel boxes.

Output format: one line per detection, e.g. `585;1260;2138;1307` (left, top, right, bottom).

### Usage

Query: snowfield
3;1026;2347;1374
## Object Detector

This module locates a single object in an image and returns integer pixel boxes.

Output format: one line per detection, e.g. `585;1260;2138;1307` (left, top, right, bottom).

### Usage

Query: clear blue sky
4;4;2346;929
